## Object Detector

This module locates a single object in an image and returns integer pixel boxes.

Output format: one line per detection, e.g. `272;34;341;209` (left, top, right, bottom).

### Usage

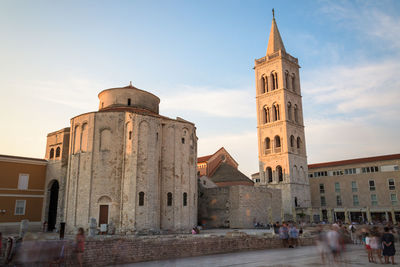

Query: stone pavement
115;244;392;267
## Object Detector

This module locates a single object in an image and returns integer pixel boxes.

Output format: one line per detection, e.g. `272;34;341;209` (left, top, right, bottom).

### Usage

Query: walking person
370;230;384;264
326;225;341;264
382;227;396;264
288;224;299;248
365;233;374;262
315;225;328;265
75;227;85;267
279;222;289;248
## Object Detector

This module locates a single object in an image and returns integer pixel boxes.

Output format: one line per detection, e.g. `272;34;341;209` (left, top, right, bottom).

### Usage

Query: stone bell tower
254;10;311;219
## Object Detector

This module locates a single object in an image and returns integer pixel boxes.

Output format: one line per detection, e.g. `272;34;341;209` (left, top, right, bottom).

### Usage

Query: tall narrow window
320;196;326;206
296;137;301;149
391;194;397;205
267;167;273;183
291;74;296;92
389;179;395;190
287;102;292;121
264;107;269;123
294;197;298;207
371;194;378;206
335;182;340;193
55;147;61;157
369;180;376;191
277;166;283;182
265;76;269;92
319;183;325;193
167;192;173;206
49;148;54;159
139;192;144;206
183;192;187;206
127;98;131;106
15;200;26;215
353;195;359;206
290;135;295;147
271;73;276;90
294;105;299;123
129;131;132;140
260;76;265;94
265;137;271;150
274;72;278;89
18;174;29;190
336;195;342;206
285;71;289;89
351;181;358;192
274;136;281;148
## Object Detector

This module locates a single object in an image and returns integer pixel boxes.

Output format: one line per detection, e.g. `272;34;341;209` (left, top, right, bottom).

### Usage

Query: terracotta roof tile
308;153;400;169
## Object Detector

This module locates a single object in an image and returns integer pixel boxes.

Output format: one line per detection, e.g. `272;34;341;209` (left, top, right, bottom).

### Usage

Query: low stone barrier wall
67;235;315;266
3;234;315;266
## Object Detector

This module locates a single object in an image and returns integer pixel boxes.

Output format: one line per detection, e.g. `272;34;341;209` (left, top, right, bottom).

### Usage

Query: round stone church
43;83;198;234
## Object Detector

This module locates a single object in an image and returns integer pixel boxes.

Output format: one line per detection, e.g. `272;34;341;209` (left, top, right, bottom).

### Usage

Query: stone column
345;208;350;224
367;207;372;223
308;207;313;223
327;208;333;224
391;208;396;224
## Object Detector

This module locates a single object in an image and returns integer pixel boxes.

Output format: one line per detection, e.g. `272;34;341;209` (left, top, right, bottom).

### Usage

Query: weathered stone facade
199;185;281;228
43;84;198;234
254;15;311;219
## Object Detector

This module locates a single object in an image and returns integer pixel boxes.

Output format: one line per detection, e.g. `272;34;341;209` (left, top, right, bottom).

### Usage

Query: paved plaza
116;244;395;267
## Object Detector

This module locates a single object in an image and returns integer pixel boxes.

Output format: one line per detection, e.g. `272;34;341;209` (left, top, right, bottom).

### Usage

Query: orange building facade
0;155;47;227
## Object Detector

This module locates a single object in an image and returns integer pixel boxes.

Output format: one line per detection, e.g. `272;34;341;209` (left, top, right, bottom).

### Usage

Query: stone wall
4;235;314;266
199;185;281;228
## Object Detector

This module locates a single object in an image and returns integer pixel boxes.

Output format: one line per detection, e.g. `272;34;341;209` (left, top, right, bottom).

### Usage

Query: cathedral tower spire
254;12;311;221
266;10;286;56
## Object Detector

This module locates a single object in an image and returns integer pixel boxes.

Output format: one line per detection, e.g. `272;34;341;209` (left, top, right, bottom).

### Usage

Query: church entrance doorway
99;205;109;226
47;180;59;231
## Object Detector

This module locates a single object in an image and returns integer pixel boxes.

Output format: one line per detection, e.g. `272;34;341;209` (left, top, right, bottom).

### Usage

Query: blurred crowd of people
315;221;399;265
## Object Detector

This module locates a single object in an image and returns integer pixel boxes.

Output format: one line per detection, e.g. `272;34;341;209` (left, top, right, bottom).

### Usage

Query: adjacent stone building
43;83;198;234
197;148;281;228
309;154;400;224
253;13;311;219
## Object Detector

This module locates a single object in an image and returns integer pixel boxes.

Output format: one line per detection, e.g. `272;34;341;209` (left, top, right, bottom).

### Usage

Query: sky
1;0;399;177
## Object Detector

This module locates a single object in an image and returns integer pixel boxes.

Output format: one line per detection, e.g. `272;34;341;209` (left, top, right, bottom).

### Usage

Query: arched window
264;107;270;124
287;102;292;121
265;137;271;150
267;167;273;183
55;147;61;157
167;192;172;206
297;137;301;149
271;72;278;90
274;72;278;89
273;104;280;121
139;192;145;206
274;135;281;148
294;105;299;123
291;74;296;92
49;148;54;159
183;192;187;206
285;71;289;89
290;135;295;147
260;76;265;94
264;76;269;92
276;166;283;182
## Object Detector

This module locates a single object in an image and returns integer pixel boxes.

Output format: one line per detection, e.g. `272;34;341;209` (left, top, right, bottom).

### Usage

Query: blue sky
1;0;399;176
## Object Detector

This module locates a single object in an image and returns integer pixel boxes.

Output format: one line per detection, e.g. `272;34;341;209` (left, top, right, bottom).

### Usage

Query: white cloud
160;85;255;118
